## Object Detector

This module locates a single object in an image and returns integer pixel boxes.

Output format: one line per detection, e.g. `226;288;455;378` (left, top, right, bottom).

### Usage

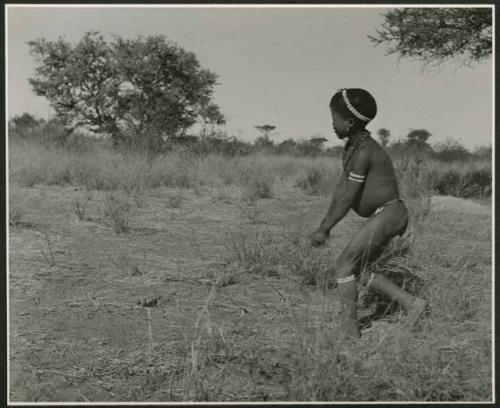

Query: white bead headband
341;89;371;122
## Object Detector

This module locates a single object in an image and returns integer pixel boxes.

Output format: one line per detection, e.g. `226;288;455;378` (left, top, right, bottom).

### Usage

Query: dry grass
40;228;57;267
71;199;90;221
9;196;25;227
8;140;492;403
295;162;339;196
9;139;491;201
101;193;133;234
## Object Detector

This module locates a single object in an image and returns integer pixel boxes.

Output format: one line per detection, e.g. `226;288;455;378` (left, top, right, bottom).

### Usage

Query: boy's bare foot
405;298;427;327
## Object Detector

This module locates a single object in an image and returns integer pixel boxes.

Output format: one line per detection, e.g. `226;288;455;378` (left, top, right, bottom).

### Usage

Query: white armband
348;172;365;183
337;274;356;284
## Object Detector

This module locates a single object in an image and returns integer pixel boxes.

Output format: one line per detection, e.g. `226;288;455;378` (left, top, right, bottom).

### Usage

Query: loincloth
373;198;404;216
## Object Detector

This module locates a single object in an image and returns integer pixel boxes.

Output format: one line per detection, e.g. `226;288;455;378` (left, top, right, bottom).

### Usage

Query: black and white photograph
6;3;494;404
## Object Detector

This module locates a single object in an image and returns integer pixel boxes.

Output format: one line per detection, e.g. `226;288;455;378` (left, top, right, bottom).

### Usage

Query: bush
473;146;492;160
9;140;73;187
392;153;433;199
101;193;133;234
9;195;25;227
231;155;276;200
192;131;253;157
295;167;327;195
433;139;472;162
432;167;491;198
241;172;274;201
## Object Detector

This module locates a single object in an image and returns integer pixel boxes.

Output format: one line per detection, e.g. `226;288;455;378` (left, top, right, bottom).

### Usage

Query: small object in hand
137;295;162;307
311;230;329;246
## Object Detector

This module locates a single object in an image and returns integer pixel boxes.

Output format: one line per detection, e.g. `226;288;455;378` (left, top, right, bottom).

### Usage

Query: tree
301;135;328;156
324;145;344;158
9;113;44;130
369;8;492;68
407;129;432;146
404;129;435;158
28;31;225;150
277;138;297;155
309;135;328;148
377;128;391;147
255;125;276;140
254;124;276;148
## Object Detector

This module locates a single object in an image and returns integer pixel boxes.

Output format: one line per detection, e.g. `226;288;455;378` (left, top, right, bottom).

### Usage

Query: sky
6;5;493;149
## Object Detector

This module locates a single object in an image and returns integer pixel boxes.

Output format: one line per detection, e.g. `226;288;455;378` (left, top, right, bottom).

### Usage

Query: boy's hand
310;229;329;247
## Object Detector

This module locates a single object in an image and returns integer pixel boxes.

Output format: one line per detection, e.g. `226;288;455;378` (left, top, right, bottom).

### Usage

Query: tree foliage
255;125;276;139
254;124;276;148
303;135;328;155
377;128;391;147
369;8;492;68
28;31;224;149
407;129;432;146
9;113;42;130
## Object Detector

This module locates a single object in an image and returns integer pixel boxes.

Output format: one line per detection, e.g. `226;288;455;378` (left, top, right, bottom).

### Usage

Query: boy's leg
363;274;426;326
359;205;426;326
335;203;425;336
335;277;360;338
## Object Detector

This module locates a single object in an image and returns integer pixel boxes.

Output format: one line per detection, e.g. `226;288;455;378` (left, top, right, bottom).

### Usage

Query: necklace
343;130;370;170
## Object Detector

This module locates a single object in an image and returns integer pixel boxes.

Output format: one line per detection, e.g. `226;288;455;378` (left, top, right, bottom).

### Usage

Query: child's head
329;88;377;139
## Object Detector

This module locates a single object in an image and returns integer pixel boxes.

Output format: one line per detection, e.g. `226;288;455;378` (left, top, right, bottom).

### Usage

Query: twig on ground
41;228;56;267
146;308;153;356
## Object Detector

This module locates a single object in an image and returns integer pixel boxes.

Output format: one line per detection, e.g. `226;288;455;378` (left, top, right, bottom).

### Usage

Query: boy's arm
318;148;371;235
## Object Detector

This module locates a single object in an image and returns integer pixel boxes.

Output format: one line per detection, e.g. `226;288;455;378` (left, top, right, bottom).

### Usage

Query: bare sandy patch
430;195;491;216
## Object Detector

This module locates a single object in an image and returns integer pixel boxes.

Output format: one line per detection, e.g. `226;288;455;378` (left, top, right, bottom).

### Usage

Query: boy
310;88;426;338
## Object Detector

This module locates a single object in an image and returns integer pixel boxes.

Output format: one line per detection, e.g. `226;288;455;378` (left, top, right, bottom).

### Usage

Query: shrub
433;139;472;162
295;165;335;196
9;140;73;187
101;193;133;234
238;158;275;200
433;167;491;197
393;154;432;199
9;198;25;227
71;199;89;221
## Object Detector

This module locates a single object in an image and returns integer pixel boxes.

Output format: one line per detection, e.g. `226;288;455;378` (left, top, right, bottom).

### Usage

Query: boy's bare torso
344;137;400;217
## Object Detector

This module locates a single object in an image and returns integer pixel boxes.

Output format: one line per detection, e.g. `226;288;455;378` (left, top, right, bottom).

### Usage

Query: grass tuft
295;164;337;196
101;193;133;234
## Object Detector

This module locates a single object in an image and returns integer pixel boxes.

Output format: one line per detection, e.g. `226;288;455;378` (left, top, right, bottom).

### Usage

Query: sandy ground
8;183;492;402
430;195;491;216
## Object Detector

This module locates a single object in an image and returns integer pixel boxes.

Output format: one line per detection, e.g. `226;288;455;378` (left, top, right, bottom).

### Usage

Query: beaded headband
341;89;372;122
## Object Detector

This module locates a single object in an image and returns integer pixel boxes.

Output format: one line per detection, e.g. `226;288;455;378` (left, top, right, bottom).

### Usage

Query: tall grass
175;215;490;401
425;160;491;198
294;160;340;196
8;136;491;402
9;138;491;199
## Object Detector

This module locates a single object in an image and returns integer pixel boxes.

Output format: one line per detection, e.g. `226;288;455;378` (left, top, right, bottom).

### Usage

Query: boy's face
330;107;353;140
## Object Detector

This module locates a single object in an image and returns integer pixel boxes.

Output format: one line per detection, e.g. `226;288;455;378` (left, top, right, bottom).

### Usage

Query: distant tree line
9;112;491;162
19;10;491;159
